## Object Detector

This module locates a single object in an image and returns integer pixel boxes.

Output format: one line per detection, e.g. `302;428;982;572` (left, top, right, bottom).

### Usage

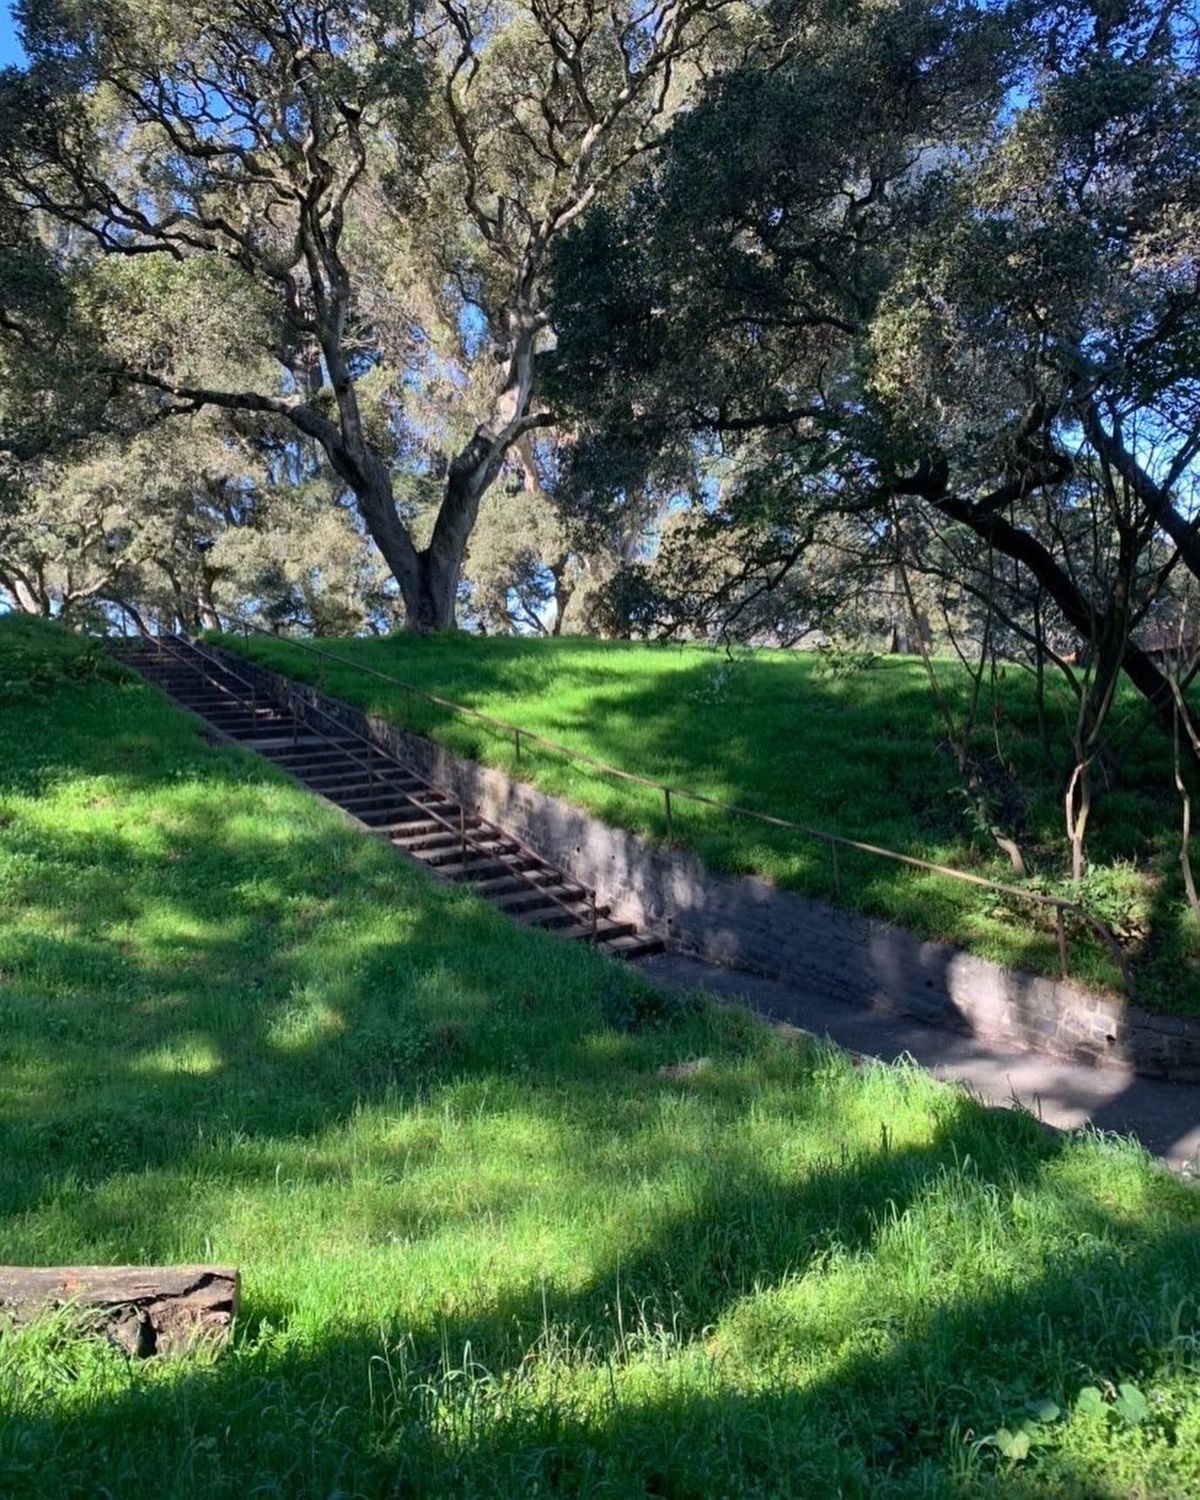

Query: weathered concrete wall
216;645;1200;1083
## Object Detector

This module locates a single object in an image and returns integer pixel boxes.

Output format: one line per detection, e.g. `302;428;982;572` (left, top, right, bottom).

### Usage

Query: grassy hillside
3;614;1199;1498
215;630;1200;1010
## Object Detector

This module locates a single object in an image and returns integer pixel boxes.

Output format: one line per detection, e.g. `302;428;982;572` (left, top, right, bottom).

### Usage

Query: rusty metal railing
196;608;1131;993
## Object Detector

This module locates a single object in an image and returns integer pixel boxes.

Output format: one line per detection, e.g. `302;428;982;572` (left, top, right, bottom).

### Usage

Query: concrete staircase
109;635;663;961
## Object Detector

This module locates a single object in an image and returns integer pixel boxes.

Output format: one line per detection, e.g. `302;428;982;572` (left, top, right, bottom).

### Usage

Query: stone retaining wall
216;645;1200;1083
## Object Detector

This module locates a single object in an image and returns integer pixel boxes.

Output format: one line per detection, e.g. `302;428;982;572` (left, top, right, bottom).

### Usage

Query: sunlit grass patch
0;617;1197;1498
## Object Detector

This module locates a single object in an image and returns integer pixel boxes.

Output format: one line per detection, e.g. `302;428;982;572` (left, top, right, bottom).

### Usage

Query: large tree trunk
349;471;426;626
348;435;507;634
345;312;544;633
393;478;482;634
349;473;467;633
406;315;544;633
408;539;463;633
550;553;573;636
196;569;222;632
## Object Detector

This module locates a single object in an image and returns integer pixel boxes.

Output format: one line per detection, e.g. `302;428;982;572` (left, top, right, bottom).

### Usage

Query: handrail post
663;787;673;839
292;699;299;747
514;728;521;763
1055;905;1069;979
460;805;467;868
590;891;597;944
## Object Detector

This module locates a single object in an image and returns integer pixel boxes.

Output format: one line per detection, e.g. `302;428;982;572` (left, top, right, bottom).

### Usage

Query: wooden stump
0;1266;239;1356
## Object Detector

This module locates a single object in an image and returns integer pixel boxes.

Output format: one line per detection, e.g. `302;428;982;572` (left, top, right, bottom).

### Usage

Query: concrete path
639;954;1200;1176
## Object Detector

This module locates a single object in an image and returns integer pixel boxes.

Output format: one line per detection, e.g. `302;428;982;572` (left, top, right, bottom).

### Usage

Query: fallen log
0;1265;239;1356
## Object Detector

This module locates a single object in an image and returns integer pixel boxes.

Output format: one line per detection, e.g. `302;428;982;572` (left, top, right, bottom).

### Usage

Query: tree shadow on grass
0;1104;1196;1497
2;664;1198;1496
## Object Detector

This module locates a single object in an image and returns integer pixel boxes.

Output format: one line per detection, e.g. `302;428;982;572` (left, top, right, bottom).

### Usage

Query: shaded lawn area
1;616;1198;1498
215;630;1200;1011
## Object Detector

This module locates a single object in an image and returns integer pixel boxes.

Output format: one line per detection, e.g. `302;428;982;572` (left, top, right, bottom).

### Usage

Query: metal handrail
198;608;1130;992
134;629;603;942
130;629;268;718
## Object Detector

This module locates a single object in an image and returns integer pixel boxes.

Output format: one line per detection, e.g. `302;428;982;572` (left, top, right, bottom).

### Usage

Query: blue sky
0;4;24;68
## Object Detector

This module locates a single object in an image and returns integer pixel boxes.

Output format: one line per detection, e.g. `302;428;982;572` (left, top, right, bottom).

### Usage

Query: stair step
465;870;559;899
558;916;638;943
338;800;413;820
320;786;409;807
388;818;483;845
175;700;256;717
279;763;365;782
170;698;232;714
197;702;272;717
437;855;539;882
604;933;666;958
363;794;455;815
221;721;289;733
193;700;271;715
307;778;425;800
405;831;498;858
372;804;458;835
512;901;585;930
265;743;388;766
302;763;418;783
337;792;426;816
390;830;468;855
265;750;373;772
264;745;356;763
419;837;519;867
490;883;586;914
181;707;251;724
316;787;424;808
205;721;278;735
199;709;277;723
355;804;456;828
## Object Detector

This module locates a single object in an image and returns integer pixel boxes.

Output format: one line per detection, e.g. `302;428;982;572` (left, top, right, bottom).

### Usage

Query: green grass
2;613;1199;1498
213;630;1200;1011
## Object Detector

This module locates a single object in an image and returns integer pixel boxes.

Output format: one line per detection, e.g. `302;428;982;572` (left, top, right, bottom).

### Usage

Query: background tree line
1;0;1198;890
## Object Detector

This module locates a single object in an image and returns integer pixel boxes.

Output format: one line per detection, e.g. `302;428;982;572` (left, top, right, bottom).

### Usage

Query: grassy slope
216;631;1200;1010
1;615;1198;1498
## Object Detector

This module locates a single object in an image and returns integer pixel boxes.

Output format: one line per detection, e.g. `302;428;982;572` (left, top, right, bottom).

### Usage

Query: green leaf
993;1427;1032;1461
1026;1399;1060;1424
1114;1383;1149;1425
1074;1386;1107;1419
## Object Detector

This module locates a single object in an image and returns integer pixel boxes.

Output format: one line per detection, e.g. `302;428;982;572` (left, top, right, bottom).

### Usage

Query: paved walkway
640;954;1200;1176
